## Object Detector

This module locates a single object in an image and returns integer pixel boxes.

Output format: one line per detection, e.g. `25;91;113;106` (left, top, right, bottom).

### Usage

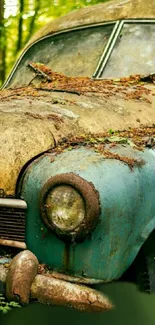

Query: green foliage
0;293;21;314
109;129;115;135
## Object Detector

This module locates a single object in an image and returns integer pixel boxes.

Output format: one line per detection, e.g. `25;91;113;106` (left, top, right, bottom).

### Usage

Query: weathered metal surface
6;250;39;304
30;274;113;312
25;0;155;49
40;173;100;243
1;89;155;196
0;94;82;195
21;145;155;282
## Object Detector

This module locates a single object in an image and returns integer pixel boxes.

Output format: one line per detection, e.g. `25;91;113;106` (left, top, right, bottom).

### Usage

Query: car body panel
21;146;155;281
1;0;155;291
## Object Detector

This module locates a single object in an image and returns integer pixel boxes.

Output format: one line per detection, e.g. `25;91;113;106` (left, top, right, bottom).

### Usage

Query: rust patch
6;250;39;304
101;149;145;170
30;274;113;312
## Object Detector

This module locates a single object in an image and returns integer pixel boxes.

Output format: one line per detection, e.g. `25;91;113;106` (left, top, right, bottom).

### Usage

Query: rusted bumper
0;250;113;313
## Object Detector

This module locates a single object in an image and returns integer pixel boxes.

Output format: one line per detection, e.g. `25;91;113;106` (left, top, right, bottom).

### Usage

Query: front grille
0;199;26;243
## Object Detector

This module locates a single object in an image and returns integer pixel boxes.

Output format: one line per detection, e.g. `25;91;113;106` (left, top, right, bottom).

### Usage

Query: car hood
1;84;155;196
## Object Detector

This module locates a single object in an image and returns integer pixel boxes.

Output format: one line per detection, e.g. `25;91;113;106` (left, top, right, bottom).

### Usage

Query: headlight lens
40;173;100;243
45;185;85;231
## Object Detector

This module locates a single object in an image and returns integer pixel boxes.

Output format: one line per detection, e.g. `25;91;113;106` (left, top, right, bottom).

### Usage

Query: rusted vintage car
1;0;155;311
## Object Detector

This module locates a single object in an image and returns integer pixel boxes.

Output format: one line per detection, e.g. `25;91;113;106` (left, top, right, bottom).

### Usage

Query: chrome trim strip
93;20;120;78
0;198;27;209
94;20;124;78
120;19;155;23
0;239;26;249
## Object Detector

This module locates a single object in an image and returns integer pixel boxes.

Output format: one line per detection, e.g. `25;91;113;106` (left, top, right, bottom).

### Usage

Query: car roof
26;0;155;49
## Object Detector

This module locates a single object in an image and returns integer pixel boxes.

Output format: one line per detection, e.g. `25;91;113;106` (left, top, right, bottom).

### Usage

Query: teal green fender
20;145;155;282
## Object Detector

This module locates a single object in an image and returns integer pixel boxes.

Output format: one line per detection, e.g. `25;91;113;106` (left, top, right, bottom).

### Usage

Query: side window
45;25;114;77
8;25;114;88
101;23;155;79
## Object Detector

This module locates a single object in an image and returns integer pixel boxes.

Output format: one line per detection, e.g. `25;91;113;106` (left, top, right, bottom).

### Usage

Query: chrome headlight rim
39;173;100;243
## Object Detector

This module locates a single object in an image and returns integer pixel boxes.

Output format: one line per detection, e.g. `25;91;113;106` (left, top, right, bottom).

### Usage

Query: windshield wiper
27;61;52;84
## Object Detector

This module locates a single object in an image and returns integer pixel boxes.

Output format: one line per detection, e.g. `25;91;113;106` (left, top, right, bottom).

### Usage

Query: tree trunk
24;0;41;45
0;0;6;85
16;0;24;54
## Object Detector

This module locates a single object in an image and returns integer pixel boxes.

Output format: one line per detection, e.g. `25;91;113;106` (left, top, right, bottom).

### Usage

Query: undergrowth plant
0;293;21;314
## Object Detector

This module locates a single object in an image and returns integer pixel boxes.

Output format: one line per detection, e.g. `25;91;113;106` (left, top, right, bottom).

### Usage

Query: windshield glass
101;23;155;79
8;25;114;88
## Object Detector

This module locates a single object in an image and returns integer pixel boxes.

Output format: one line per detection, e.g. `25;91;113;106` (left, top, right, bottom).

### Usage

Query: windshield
7;25;114;88
5;21;155;88
101;23;155;79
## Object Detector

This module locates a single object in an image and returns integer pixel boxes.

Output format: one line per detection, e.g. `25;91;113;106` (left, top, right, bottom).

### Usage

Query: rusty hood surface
1;74;155;196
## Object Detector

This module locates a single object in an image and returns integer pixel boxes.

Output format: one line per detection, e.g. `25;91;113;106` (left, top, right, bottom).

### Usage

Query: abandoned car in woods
1;0;155;311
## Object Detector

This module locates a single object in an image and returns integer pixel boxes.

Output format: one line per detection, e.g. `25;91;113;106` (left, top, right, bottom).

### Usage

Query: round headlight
40;173;100;243
45;185;85;231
